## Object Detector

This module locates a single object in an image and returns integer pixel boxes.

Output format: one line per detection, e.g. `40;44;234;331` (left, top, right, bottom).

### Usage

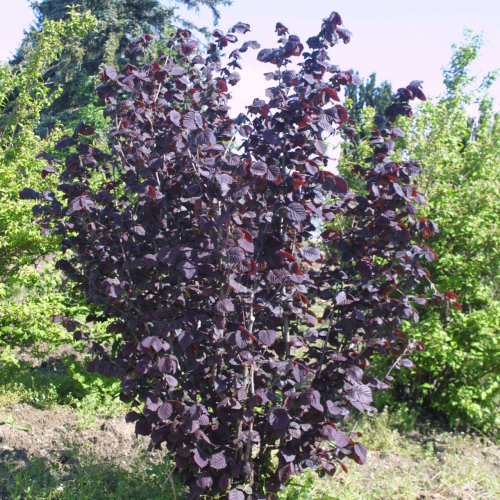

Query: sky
1;0;499;115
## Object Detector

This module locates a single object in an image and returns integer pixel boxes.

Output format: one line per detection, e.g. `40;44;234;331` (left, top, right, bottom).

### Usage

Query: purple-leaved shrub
21;11;457;499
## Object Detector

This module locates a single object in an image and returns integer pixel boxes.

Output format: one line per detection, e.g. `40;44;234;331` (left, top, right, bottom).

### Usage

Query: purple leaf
142;254;157;267
193;449;209;468
250;161;268;176
336;291;353;306
259;329;277;347
228;247;245;263
228;490;244;500
219;475;231;492
158;403;173;420
132;226;145;236
301;246;321;262
269;407;289;430
19;188;41;200
334;431;350;448
176;260;197;279
210;453;227;470
286;203;306;222
216;299;234;314
314;140;327;155
354;443;368;464
401;358;414;369
266;165;281;182
196;473;213;489
182;111;202;130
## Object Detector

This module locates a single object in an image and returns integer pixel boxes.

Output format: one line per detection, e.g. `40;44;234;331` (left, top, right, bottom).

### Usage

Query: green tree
0;9;100;362
340;32;500;432
345;72;392;122
13;0;231;135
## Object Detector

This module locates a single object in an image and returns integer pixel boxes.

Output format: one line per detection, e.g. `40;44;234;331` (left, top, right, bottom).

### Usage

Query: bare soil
0;403;148;465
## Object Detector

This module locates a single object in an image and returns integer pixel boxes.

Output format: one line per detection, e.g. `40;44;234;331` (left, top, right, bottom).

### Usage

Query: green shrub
340;32;500;433
0;356;124;419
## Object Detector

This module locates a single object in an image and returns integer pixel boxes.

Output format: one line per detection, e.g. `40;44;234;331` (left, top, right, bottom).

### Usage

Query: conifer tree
345;72;392;122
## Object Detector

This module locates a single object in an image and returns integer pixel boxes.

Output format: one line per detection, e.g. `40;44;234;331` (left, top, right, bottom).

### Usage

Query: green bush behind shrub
0;9;103;362
340;32;500;433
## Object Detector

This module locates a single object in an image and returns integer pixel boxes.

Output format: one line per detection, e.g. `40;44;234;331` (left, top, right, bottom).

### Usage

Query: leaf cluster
0;9;100;359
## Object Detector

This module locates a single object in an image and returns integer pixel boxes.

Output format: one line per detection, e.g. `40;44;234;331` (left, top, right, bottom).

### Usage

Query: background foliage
13;0;232;136
344;72;392;123
0;8;99;363
340;32;500;433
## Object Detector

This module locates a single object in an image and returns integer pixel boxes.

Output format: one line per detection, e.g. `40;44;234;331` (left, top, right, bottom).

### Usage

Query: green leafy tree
0;9;100;362
340;32;500;432
13;0;231;135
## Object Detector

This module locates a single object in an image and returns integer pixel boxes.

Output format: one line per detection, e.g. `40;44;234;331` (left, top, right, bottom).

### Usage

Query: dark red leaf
210;453;227;470
269;408;289;430
228;490;244;500
250;161;268;177
301;246;321;262
216;299;234;314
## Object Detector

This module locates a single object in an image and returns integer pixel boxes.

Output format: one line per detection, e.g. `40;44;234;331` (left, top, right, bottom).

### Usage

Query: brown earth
0;403;148;465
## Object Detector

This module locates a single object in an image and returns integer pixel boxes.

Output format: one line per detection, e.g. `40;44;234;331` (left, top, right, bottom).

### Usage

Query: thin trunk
244;363;255;485
235;364;249;462
283;314;290;358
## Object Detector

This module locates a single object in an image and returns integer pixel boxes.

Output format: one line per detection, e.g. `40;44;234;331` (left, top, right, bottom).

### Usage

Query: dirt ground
0;403;147;465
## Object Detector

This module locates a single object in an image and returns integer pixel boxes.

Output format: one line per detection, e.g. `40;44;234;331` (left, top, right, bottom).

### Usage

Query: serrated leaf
210;453;227;470
216;299;234;314
354;443;367;464
194;449;209;468
250;161;267;176
301;246;321;262
314;140;327;155
286;203;306;222
269;407;289;430
157;403;173;420
176;260;197;279
228;490;244;500
334;431;349;448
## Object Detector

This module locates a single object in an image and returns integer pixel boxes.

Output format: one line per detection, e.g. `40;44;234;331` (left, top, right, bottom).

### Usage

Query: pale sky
1;0;499;114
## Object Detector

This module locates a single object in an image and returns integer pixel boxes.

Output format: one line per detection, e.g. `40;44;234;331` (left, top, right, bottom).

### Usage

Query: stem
315;309;336;376
384;347;409;380
223;131;238;158
283;314;290;359
235;364;249;462
349;347;410;435
161;464;177;493
244;363;255;485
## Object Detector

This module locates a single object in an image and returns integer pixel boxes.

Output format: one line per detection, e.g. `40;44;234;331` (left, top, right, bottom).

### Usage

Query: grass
0;357;127;428
280;409;500;500
1;449;181;500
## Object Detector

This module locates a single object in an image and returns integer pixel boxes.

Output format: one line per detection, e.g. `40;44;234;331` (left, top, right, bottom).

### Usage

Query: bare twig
161;464;177;493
